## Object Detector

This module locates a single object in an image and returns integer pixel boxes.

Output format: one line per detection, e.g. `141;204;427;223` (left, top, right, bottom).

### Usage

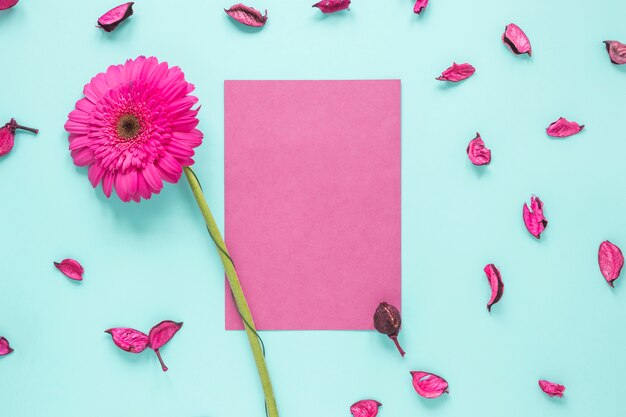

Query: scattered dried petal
225;3;268;27
484;264;503;311
538;379;565;397
603;40;626;65
373;302;405;357
0;337;13;356
312;0;350;13
0;0;18;10
502;23;532;56
523;196;547;239
436;62;475;82
546;117;584;138
148;320;183;350
410;371;449;398
598;241;624;287
413;0;428;14
53;258;84;281
350;400;381;417
105;328;149;353
467;133;491;166
97;2;134;32
0;118;38;157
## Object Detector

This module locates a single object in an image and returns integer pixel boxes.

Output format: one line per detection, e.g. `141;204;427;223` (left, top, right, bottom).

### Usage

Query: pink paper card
224;80;401;330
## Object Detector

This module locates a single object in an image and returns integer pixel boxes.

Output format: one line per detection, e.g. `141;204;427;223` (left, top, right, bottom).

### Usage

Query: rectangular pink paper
225;80;401;330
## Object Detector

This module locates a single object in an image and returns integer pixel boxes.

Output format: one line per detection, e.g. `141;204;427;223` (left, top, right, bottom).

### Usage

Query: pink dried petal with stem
538;379;565;397
373;302;405;357
53;258;84;281
312;0;350;13
414;0;428;14
436;62;475;82
546;117;584;138
105;328;149;353
523;195;547;239
225;3;268;27
149;320;183;372
603;40;626;65
0;337;13;356
598;240;624;287
0;0;18;10
467;133;491;166
410;371;449;398
97;2;134;32
350;400;381;417
484;264;503;311
502;23;532;56
0;118;38;157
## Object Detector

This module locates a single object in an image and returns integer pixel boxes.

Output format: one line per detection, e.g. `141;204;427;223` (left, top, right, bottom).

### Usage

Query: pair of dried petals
225;3;268;27
467;133;491;166
312;0;350;13
350;400;381;417
97;2;134;32
54;258;84;281
411;371;449;398
436;62;475;82
604;40;626;65
413;0;428;14
538;379;565;397
598;241;624;287
0;118;38;157
373;302;405;356
0;337;13;356
546;117;584;138
523;196;547;239
106;320;183;371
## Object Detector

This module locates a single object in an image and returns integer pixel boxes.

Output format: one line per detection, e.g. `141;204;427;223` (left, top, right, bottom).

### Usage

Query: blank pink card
224;80;401;330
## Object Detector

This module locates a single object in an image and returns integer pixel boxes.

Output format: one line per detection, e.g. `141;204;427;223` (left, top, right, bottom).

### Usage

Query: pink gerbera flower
64;56;203;202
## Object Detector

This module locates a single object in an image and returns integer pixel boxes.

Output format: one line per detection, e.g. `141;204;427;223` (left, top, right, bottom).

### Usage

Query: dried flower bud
54;258;84;281
225;3;268;27
350;399;381;417
0;118;38;157
467;133;491;166
598;240;624;287
0;0;18;10
538;379;565;397
502;23;532;56
312;0;350;13
436;62;475;82
603;40;626;65
97;2;134;32
0;337;13;356
410;371;449;398
373;302;405;357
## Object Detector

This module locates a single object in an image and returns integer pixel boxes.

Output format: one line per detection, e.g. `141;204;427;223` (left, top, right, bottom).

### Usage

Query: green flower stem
184;167;279;417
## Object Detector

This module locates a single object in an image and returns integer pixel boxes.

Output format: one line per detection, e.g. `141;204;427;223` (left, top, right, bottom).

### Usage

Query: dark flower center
116;114;141;140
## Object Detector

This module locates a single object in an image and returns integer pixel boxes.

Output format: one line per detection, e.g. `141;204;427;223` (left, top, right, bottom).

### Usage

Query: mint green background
1;0;625;416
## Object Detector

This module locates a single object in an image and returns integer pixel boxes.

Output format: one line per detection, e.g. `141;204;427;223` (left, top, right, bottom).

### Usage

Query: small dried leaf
54;258;84;281
546;117;584;138
105;328;149;353
502;23;532;56
523;196;547;239
312;0;350;13
436;62;475;82
603;40;626;65
410;371;449;398
598;241;624;287
350;400;381;417
148;320;183;350
225;3;268;27
0;337;13;356
467;133;491;166
484;264;504;311
413;0;428;14
0;0;19;10
538;379;565;397
97;2;134;32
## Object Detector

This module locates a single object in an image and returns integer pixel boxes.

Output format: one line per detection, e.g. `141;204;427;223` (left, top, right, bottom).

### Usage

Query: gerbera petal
102;171;115;198
142;163;164;192
71;147;95;166
88;164;106;187
114;173;131;202
156;153;183;182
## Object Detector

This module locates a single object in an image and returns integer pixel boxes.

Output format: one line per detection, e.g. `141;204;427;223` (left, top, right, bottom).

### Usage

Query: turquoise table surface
1;0;626;416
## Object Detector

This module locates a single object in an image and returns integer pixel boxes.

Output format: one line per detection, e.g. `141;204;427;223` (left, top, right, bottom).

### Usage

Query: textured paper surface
224;80;401;330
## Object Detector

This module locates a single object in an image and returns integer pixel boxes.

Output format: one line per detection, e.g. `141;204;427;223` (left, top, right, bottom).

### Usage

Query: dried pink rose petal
467;133;491;166
410;371;449;398
603;40;626;65
373;302;405;357
484;264;503;312
502;23;532;56
546;117;584;138
598;240;624;287
53;258;84;281
225;3;268;27
148;320;183;372
97;2;134;32
0;337;13;356
0;118;38;157
105;328;149;353
436;62;475;82
312;0;350;13
350;400;381;417
538;379;565;397
523;195;547;239
413;0;428;14
0;0;18;10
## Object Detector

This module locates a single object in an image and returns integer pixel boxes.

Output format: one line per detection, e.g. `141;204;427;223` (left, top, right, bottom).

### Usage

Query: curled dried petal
410;371;449;398
436;62;475;82
467;133;491;166
413;0;428;14
523;196;547;239
502;23;532;56
546;117;584;138
598;241;624;287
148;320;183;350
53;258;84;281
0;337;13;356
373;302;405;357
312;0;350;13
225;3;268;27
603;40;626;65
484;264;503;311
538;379;565;397
105;328;149;353
350;400;381;417
97;2;134;32
0;0;18;10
